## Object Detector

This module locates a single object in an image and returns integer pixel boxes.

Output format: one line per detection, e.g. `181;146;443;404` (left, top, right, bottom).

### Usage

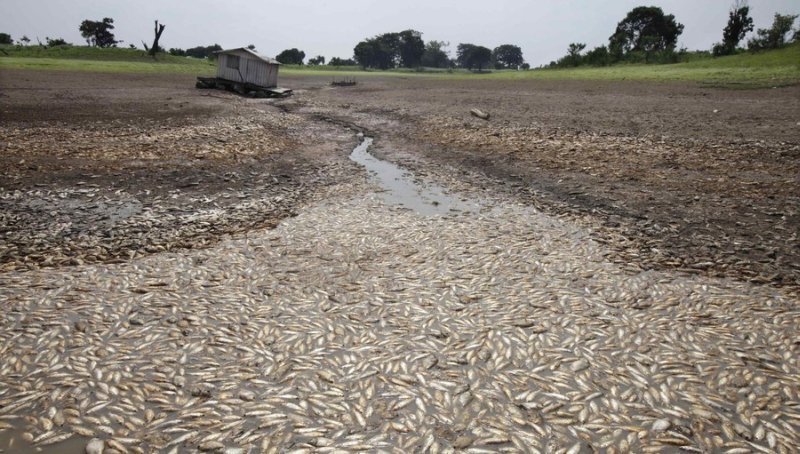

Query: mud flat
0;70;798;452
280;74;800;289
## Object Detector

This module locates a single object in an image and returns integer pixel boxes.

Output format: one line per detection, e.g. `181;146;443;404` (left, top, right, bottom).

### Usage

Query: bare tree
145;20;166;57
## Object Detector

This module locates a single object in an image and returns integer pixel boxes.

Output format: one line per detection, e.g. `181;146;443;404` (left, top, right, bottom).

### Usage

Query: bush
185;44;222;59
328;57;356;66
46;37;69;47
584;45;611;66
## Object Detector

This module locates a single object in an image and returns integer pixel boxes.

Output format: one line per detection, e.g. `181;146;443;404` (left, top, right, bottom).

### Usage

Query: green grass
2;43;798;86
505;43;800;87
285;43;800;87
0;45;216;74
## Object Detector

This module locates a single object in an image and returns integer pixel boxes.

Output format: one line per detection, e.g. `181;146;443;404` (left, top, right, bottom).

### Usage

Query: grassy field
212;46;800;87
1;43;798;86
501;44;800;87
0;45;217;74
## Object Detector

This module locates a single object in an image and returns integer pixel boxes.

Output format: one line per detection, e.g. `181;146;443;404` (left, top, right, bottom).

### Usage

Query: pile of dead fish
0;194;797;452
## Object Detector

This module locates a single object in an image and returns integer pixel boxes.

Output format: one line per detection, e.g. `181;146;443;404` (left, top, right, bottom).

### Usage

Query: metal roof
215;47;282;65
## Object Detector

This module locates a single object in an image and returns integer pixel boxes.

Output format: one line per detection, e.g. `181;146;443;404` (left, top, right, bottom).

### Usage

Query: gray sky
4;1;799;66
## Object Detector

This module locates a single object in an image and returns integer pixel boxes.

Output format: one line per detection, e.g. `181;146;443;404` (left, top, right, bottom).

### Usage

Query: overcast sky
4;1;799;66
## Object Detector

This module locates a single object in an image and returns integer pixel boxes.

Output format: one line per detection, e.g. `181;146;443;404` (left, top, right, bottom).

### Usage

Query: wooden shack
214;47;281;88
197;47;291;97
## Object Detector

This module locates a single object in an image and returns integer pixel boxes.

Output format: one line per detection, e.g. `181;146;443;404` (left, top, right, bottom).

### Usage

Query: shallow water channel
349;137;479;215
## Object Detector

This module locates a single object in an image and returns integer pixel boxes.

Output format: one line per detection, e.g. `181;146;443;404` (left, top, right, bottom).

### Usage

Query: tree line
2;3;797;69
283;3;797;70
550;3;799;68
169;44;223;59
348;30;525;70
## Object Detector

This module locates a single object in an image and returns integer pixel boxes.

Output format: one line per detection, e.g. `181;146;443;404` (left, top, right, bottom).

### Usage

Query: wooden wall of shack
216;50;279;88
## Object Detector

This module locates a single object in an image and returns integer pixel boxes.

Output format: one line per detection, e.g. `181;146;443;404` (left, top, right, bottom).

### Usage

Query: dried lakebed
0;140;799;453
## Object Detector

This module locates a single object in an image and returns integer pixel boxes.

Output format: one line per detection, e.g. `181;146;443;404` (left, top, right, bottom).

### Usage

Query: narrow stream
349;137;479;215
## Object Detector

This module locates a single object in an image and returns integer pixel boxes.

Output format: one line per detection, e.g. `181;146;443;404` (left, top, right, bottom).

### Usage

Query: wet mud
349;137;479;216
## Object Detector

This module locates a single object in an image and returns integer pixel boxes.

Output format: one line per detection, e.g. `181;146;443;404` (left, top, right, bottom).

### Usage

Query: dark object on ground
196;76;292;98
331;78;357;87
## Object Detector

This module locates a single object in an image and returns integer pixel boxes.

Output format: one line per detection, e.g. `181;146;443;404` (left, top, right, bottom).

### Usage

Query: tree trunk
148;20;166;58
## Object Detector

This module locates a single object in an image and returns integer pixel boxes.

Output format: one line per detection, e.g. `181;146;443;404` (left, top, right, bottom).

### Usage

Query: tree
0;33;12;45
398;29;425;67
492;44;524;69
473;46;492;70
353;31;426;69
421;40;450;68
713;1;754;56
354;40;378;68
584;45;611;66
609;7;684;61
46;37;68;46
185;44;221;59
79;17;118;48
328;57;356;66
373;33;401;68
276;48;306;65
143;20;166;57
748;13;798;50
456;43;476;68
551;43;594;68
20;35;31;45
565;43;586;66
354;34;398;69
456;43;492;70
308;55;325;65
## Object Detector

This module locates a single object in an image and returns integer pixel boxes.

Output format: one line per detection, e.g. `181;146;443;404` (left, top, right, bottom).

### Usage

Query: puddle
0;422;88;454
350;137;479;215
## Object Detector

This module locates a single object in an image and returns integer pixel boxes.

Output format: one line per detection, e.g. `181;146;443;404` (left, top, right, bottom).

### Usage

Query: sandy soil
1;69;798;288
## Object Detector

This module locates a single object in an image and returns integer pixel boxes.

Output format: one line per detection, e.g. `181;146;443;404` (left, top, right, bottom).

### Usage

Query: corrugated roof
215;47;282;65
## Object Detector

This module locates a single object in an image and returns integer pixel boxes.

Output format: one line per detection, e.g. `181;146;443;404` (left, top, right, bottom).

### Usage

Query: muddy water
349;137;479;215
0;421;88;454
